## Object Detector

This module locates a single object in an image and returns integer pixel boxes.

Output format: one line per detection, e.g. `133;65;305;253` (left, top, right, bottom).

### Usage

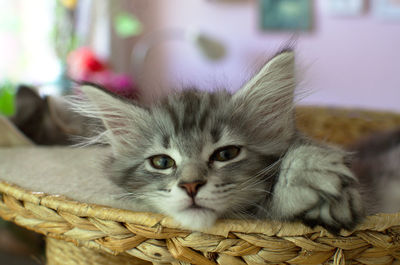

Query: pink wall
142;0;400;111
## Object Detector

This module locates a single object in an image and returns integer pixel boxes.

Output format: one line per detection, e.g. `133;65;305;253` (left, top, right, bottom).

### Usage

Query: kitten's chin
172;208;218;230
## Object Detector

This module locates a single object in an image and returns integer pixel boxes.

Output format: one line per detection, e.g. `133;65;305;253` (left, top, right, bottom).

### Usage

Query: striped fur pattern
72;51;364;232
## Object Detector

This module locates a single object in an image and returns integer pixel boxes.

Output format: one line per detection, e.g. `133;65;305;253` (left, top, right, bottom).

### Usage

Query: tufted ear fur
71;85;149;154
233;51;296;144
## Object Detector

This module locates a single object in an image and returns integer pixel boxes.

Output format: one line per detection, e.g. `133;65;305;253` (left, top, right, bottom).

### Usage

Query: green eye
211;146;241;162
149;155;175;169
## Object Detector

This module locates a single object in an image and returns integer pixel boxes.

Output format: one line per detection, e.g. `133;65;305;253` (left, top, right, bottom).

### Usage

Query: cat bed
1;106;400;265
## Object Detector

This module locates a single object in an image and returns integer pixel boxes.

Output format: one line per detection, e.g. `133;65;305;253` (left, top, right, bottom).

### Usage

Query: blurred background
0;0;400;263
0;0;400;112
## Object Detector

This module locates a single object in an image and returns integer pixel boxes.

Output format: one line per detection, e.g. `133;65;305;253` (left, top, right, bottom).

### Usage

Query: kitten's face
76;51;296;229
109;90;285;229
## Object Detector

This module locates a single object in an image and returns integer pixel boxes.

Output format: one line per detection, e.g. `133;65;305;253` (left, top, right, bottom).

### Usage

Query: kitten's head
76;51;296;229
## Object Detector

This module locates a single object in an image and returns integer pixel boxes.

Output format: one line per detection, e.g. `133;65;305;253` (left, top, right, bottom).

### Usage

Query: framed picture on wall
373;0;400;20
322;0;365;16
260;0;312;31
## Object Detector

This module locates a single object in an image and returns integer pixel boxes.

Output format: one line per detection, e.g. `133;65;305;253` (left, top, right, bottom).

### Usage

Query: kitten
72;51;364;232
351;128;400;215
10;85;88;145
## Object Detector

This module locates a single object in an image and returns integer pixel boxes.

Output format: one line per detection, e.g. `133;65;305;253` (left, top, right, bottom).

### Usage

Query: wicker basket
1;106;400;265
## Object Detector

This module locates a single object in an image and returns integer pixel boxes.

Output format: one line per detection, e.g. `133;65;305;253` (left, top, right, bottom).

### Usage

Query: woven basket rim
1;180;400;238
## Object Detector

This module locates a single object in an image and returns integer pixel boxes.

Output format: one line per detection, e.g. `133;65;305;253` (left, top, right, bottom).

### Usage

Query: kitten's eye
149;155;175;169
211;146;241;162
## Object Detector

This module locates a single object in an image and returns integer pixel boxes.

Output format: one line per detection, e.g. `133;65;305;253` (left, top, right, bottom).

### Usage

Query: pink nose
179;181;206;197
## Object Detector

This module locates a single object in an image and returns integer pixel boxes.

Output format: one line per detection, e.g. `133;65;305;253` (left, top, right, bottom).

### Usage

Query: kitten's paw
271;145;364;234
299;186;363;234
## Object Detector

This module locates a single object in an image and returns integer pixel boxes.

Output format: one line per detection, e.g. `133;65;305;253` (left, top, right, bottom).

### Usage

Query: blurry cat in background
71;50;364;233
351;128;400;215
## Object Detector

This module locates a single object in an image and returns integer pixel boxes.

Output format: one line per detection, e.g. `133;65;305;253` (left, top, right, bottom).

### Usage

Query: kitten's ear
233;51;296;140
73;85;149;154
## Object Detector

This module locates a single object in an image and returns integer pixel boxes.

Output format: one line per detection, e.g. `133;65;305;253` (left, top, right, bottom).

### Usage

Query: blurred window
0;0;60;84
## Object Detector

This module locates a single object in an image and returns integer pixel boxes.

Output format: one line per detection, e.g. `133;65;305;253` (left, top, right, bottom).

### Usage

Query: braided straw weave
1;106;400;265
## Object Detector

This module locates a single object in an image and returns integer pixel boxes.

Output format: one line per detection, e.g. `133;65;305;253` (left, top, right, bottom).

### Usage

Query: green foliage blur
0;82;15;116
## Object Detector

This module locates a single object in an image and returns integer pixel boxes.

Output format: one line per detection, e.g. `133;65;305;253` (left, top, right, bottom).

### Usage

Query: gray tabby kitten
74;51;364;232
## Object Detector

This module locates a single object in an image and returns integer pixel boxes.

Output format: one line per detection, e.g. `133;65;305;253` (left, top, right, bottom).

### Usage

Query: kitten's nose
179;181;206;197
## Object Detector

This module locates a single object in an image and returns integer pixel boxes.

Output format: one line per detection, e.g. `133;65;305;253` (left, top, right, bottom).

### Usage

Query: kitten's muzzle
178;181;206;197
